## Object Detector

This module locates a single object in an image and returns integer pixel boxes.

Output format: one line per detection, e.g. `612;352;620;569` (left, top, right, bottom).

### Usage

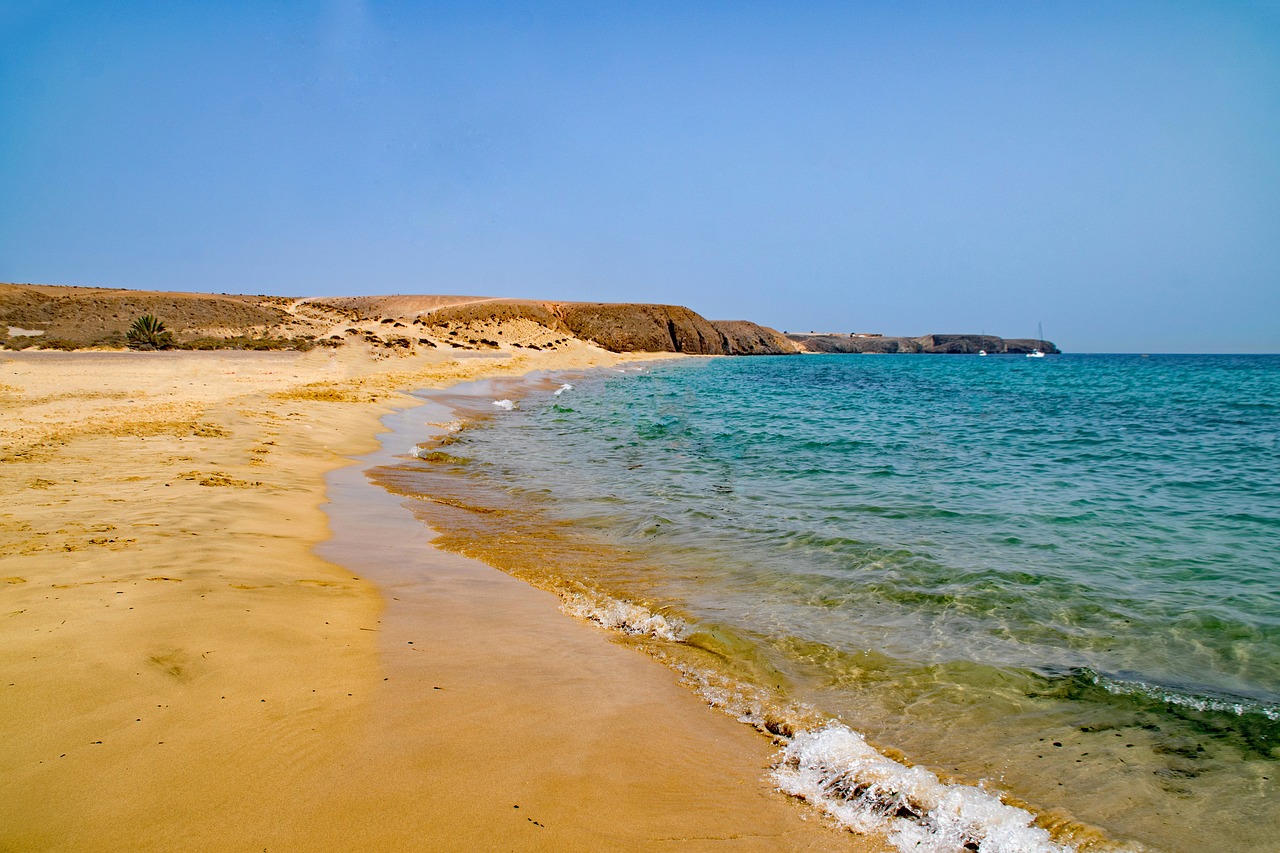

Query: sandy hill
0;284;798;356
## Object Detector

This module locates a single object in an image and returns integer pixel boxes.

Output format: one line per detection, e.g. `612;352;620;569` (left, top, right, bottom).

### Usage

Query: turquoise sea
378;354;1280;852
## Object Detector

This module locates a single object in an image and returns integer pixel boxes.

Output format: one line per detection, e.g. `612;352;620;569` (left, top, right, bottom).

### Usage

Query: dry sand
0;343;883;851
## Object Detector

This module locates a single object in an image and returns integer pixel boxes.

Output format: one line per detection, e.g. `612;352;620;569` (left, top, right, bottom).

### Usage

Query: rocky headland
787;331;1061;355
1;283;1059;355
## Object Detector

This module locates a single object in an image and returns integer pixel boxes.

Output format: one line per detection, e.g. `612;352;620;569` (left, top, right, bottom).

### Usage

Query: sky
2;1;1278;352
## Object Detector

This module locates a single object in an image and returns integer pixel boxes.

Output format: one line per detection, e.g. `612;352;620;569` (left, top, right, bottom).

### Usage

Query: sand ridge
0;341;882;851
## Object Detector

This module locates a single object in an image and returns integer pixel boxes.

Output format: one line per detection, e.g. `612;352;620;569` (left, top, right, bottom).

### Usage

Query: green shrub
126;315;174;350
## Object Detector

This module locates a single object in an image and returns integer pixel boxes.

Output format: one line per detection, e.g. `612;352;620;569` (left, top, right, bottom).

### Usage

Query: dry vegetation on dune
298;294;498;319
0;284;799;356
0;283;288;349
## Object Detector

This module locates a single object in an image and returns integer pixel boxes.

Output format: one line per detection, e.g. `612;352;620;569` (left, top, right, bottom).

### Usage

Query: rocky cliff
420;300;798;355
711;320;801;355
557;303;799;355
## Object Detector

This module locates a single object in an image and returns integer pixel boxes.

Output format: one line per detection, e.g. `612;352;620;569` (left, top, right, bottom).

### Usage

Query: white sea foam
554;587;1075;851
554;383;573;396
426;419;463;432
492;399;516;410
774;725;1073;853
559;591;687;641
670;658;1077;851
662;658;816;738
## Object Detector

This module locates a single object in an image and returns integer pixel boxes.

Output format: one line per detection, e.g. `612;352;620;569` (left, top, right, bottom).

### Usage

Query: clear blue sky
2;1;1278;352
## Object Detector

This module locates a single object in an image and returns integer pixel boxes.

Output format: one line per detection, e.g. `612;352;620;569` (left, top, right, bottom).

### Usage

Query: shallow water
377;354;1280;852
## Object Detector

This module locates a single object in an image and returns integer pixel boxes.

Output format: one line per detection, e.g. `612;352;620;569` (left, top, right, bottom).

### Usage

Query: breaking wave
559;591;688;641
560;589;1096;852
774;725;1074;853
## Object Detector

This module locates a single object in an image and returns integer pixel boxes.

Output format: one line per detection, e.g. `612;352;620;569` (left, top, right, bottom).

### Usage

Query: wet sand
0;346;883;851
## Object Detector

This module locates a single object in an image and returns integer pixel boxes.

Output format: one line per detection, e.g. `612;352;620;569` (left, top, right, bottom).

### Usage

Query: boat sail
1027;323;1046;358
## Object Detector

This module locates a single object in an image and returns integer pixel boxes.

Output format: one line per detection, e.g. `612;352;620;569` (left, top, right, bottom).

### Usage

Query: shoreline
383;352;1280;853
0;346;878;851
321;376;883;850
364;365;1115;853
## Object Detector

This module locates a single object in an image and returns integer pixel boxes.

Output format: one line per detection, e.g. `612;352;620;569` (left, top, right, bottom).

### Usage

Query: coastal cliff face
0;284;797;356
711;320;801;355
417;300;799;355
558;302;722;353
556;303;800;355
788;332;1061;355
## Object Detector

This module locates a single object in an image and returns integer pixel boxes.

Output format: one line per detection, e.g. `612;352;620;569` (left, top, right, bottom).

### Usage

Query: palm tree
126;314;174;349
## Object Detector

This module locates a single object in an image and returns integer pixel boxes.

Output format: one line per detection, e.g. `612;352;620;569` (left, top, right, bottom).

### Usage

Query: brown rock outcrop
711;320;802;355
421;300;796;355
557;303;718;354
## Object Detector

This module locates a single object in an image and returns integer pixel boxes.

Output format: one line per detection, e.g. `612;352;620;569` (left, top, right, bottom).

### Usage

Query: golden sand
0;344;883;851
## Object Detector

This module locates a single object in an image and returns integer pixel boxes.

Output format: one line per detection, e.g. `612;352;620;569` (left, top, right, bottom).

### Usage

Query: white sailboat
1027;323;1046;358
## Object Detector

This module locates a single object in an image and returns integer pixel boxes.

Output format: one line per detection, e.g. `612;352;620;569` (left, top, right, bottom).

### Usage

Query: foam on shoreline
774;725;1072;853
559;589;689;641
564;588;1088;852
539;578;1088;851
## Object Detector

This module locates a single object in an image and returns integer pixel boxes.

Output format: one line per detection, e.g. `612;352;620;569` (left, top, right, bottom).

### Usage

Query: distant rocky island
0;283;1058;355
786;332;1060;355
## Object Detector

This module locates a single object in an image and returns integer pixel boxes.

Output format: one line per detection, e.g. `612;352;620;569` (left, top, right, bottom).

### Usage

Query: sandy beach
0;344;881;851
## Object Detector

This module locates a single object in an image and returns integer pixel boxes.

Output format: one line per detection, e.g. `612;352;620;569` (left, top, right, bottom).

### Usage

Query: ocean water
374;354;1280;852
